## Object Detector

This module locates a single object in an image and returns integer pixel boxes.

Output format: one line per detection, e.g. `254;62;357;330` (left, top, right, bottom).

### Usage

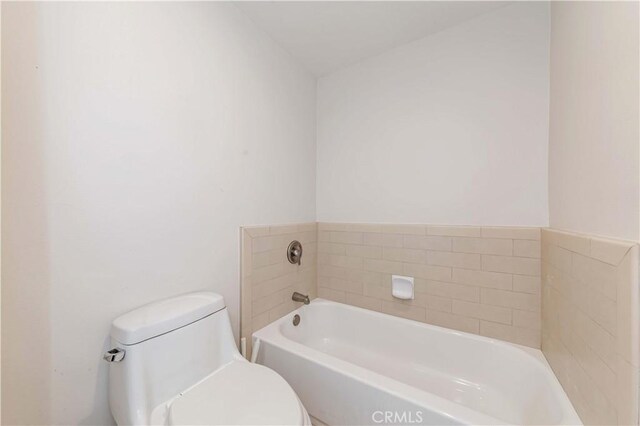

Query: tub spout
292;292;310;305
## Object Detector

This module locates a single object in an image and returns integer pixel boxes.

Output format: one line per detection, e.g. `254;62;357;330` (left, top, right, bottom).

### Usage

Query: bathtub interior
275;300;565;425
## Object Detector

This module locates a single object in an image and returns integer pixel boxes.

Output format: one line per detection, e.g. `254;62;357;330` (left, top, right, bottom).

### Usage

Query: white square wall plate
391;275;414;300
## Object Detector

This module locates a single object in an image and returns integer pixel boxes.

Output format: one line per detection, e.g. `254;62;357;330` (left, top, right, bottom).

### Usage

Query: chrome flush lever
103;348;125;362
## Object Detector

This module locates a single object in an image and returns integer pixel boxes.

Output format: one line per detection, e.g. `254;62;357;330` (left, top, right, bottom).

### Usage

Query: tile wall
240;222;640;425
541;229;639;425
316;223;542;348
240;223;317;359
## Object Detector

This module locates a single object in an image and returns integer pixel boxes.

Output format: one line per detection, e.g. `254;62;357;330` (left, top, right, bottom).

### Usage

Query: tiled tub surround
541;229;640;425
240;223;317;359
317;223;542;348
240;222;640;424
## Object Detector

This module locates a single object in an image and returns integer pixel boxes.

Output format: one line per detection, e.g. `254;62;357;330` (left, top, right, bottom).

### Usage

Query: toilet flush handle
103;348;126;363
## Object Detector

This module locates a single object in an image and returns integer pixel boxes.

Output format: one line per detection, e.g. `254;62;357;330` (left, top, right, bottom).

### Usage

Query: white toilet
105;292;311;425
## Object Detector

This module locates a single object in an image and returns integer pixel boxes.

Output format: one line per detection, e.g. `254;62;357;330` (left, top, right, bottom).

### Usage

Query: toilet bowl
104;292;310;425
169;361;310;425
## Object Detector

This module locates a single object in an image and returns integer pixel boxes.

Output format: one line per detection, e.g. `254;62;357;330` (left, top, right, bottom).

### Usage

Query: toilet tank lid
111;292;225;345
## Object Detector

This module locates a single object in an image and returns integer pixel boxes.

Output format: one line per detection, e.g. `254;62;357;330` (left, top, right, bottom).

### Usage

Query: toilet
104;292;311;425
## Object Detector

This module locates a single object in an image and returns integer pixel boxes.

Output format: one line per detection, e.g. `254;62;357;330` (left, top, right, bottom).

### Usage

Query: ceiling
236;1;510;77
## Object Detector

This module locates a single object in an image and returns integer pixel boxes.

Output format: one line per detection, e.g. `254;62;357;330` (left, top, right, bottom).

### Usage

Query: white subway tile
481;288;540;312
482;255;540;276
363;259;403;274
481;227;540;240
553;230;591;256
252;262;287;284
480;321;540;348
428;251;481;270
452;300;512;324
327;254;364;269
345;245;382;259
269;224;299;235
403;235;452;251
451;268;513;290
590;236;633;266
571;253;617;301
317;241;347;255
253;248;284;269
513;309;541;330
345;293;383;311
453;237;513;256
252;272;297;299
317;287;346;303
329;231;363;245
252;289;287;315
427;225;481;237
379;224;427;235
363;280;394;301
424;294;453;313
244;226;270;238
252;311;270;332
512;275;540;294
422;280;480;302
380;300;426;322
546;244;572;273
363;232;404;248
426;310;479;334
383;247;427;264
403;263;452;281
513;240;541;258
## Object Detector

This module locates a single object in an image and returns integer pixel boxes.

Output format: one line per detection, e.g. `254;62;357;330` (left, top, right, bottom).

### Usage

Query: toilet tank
107;292;240;425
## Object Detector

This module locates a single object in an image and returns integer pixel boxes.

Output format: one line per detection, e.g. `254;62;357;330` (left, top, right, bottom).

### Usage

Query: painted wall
316;3;550;226
1;3;316;424
0;2;3;422
548;1;639;242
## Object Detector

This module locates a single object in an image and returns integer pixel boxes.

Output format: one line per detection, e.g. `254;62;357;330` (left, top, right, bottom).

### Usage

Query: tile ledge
543;227;637;266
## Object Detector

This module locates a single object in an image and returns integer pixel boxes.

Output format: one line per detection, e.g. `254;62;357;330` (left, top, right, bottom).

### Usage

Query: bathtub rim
252;298;582;426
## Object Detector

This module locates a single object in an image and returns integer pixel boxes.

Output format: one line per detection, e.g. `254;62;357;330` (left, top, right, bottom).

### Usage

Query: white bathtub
252;299;581;426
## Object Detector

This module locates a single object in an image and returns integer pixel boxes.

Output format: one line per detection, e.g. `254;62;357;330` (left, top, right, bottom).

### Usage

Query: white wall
1;3;316;425
316;3;550;226
0;2;3;422
548;1;639;241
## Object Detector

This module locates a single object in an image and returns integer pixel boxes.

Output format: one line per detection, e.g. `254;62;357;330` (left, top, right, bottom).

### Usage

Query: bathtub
252;299;581;426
